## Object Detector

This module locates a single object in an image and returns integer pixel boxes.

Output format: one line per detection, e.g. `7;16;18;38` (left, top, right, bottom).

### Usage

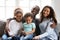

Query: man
31;6;41;36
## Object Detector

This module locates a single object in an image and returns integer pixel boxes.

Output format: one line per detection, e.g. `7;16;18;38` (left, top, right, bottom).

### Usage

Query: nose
44;11;47;14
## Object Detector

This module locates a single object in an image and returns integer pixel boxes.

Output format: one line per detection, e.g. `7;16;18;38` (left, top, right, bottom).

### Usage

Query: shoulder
31;23;36;28
23;22;27;25
9;20;16;23
7;18;15;22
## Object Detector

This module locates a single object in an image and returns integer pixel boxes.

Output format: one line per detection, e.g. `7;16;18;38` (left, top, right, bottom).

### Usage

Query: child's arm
25;28;35;35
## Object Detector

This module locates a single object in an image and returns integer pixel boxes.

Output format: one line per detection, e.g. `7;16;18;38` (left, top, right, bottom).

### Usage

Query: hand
21;31;26;35
10;35;14;37
7;28;10;32
6;27;10;32
25;32;29;35
22;31;25;33
33;36;40;40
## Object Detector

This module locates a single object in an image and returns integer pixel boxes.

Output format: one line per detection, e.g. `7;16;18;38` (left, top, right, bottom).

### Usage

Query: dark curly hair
40;6;57;25
24;12;33;19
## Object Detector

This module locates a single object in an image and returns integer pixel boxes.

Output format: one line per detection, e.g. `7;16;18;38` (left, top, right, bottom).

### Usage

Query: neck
16;20;21;22
33;15;36;19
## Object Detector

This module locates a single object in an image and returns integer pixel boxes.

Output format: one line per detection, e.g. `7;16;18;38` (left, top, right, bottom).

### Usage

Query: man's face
31;9;37;16
31;8;39;16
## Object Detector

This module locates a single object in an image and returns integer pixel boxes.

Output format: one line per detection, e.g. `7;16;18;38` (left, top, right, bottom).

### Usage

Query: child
5;8;23;35
20;13;36;40
2;9;23;40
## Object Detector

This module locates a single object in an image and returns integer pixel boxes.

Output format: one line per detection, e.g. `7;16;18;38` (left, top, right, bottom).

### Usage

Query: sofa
0;20;60;40
0;20;6;40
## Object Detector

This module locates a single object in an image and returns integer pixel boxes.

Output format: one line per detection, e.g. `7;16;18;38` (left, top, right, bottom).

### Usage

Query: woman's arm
33;22;56;39
39;22;55;38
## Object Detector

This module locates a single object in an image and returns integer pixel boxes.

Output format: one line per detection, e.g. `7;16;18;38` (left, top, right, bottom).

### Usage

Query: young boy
20;13;36;40
2;10;23;40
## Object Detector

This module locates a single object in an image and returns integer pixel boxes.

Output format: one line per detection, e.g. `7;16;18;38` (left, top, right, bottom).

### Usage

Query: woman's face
26;16;33;24
43;7;50;17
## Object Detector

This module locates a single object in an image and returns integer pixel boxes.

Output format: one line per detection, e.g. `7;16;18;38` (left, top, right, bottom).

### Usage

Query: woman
33;6;58;40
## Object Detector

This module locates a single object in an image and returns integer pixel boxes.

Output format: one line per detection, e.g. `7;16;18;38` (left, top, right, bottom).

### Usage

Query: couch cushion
0;21;6;37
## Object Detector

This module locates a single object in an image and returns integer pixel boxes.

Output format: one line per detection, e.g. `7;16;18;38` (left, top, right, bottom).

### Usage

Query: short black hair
33;6;40;11
24;13;33;19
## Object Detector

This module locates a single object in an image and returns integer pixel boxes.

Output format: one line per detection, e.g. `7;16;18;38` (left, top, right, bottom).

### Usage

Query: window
0;0;16;20
0;0;52;20
0;0;5;20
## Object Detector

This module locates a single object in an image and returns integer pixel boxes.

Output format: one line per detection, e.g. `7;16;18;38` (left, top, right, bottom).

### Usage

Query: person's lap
2;34;12;40
39;37;51;40
20;34;33;40
2;34;20;40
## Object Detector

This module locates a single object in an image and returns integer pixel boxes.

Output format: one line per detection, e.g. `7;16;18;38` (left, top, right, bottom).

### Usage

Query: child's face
43;7;50;17
15;13;23;22
26;16;33;24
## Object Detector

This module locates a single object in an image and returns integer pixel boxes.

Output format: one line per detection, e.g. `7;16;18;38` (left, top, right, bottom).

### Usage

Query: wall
52;0;60;23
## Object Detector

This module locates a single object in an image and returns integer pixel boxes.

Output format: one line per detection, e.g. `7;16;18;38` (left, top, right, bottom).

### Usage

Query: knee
2;34;7;40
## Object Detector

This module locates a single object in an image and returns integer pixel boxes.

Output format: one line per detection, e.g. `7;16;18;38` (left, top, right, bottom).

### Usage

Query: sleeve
8;20;14;36
21;23;24;29
32;23;36;28
39;22;54;39
8;20;14;30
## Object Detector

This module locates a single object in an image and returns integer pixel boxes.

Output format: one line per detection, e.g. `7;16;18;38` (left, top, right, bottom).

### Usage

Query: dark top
33;19;41;36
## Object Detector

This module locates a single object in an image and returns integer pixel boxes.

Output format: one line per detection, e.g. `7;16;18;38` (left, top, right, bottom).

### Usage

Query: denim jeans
2;34;12;40
39;37;51;40
12;35;20;40
20;34;33;40
2;34;20;40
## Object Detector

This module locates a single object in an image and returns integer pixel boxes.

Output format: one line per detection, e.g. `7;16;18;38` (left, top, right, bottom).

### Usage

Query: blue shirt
23;23;36;32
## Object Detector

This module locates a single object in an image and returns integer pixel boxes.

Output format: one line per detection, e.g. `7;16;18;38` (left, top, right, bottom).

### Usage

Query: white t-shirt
8;20;23;36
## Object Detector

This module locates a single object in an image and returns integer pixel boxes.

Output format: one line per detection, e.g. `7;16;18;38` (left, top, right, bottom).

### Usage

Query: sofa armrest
0;21;6;37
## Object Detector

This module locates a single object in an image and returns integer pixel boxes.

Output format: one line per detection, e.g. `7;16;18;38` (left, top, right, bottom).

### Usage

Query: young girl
33;6;58;40
20;13;36;40
5;8;23;35
2;9;23;40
